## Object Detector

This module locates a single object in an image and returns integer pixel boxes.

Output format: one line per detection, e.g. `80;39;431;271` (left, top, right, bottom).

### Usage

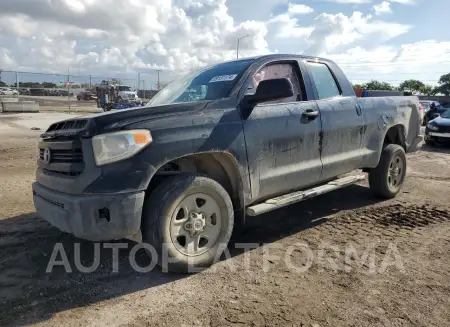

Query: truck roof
225;54;334;64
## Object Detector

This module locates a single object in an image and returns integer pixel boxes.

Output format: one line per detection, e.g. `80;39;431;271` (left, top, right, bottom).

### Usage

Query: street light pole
67;64;71;113
237;34;250;59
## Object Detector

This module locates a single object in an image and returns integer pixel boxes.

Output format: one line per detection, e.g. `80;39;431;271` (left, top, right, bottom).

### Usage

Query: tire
369;144;407;199
141;174;234;273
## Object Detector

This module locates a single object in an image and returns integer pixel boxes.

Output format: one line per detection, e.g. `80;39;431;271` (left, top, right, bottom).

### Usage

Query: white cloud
322;0;371;3
0;0;446;88
305;12;410;55
390;0;416;4
0;0;270;76
327;41;450;86
288;3;314;14
373;1;392;15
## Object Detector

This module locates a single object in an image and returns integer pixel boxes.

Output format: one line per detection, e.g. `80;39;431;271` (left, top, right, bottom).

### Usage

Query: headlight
92;130;152;166
427;123;439;131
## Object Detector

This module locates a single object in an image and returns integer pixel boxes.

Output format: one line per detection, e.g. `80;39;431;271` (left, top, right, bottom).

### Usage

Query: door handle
303;109;320;118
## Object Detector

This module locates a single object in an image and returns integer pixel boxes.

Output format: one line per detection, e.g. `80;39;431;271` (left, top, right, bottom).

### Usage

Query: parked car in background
422;101;447;125
425;109;450;145
77;91;97;101
19;88;30;95
0;87;18;96
420;100;440;114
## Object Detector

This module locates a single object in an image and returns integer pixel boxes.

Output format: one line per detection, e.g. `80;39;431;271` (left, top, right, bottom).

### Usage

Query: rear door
241;60;323;202
305;61;364;182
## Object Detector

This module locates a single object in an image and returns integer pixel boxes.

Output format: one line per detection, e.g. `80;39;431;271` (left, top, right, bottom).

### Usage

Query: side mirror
241;78;294;109
432;113;440;119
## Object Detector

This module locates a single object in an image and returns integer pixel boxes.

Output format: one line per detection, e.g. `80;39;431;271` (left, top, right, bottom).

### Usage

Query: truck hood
41;102;208;138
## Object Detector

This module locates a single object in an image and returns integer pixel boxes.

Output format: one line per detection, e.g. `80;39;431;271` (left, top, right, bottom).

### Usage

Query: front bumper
425;131;450;143
32;182;145;241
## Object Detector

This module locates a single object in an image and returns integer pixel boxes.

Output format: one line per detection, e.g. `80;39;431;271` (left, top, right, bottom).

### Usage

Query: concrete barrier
1;101;40;113
0;97;19;103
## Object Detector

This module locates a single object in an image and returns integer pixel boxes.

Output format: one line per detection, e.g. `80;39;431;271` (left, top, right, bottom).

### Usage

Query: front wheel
369;144;407;199
142;174;234;273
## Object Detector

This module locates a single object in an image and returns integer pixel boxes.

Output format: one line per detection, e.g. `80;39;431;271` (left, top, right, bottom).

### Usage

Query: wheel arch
363;124;407;172
145;151;246;225
383;124;406;150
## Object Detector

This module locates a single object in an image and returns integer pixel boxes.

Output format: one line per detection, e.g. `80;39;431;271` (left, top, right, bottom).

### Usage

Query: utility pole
137;72;141;91
237;34;250;59
67;65;71;113
16;72;19;100
157;70;161;90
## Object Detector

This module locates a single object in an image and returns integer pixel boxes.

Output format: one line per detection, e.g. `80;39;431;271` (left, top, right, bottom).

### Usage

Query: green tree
0;81;7;87
352;83;364;88
437;73;450;95
42;82;57;88
364;80;393;91
421;84;438;96
398;79;425;95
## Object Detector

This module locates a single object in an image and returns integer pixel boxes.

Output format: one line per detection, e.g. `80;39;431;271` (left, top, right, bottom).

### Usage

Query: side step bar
246;175;366;216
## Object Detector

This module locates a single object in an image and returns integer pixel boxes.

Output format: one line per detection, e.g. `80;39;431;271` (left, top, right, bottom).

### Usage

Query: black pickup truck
33;54;423;271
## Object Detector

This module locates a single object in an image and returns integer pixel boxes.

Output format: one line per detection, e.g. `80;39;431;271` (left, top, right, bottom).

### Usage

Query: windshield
147;58;255;106
118;85;131;91
440;109;450;119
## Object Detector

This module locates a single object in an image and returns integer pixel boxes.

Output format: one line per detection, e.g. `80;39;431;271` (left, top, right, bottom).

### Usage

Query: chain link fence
0;69;174;113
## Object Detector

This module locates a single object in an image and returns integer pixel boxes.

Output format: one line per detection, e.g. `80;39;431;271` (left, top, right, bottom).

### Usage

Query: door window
307;62;341;99
247;63;301;103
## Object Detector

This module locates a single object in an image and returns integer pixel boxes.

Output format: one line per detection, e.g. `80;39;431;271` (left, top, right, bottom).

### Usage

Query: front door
242;61;323;202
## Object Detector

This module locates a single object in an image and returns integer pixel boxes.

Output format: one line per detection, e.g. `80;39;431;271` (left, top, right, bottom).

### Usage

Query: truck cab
116;85;140;103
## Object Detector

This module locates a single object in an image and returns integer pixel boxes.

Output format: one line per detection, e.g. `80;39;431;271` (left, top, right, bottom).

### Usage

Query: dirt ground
0;115;449;327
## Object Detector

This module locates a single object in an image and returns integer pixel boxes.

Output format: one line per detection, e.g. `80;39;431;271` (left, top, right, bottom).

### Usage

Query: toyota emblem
43;148;51;164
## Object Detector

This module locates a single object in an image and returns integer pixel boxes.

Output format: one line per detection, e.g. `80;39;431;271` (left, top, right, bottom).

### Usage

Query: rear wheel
369;144;407;199
142;174;234;273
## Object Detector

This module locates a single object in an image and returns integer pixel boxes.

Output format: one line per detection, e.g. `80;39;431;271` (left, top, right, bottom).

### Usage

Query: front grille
47;119;87;132
38;140;85;177
39;148;83;163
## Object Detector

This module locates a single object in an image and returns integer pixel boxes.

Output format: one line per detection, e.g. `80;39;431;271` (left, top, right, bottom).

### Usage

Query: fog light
98;208;110;222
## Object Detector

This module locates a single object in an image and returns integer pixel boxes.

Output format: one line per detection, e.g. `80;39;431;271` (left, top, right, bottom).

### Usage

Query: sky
0;0;449;87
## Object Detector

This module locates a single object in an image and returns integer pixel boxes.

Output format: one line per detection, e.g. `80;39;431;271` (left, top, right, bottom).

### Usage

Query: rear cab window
307;62;341;100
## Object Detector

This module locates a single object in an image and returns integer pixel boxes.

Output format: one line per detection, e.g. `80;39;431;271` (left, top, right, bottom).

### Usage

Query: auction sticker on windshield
209;74;238;83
